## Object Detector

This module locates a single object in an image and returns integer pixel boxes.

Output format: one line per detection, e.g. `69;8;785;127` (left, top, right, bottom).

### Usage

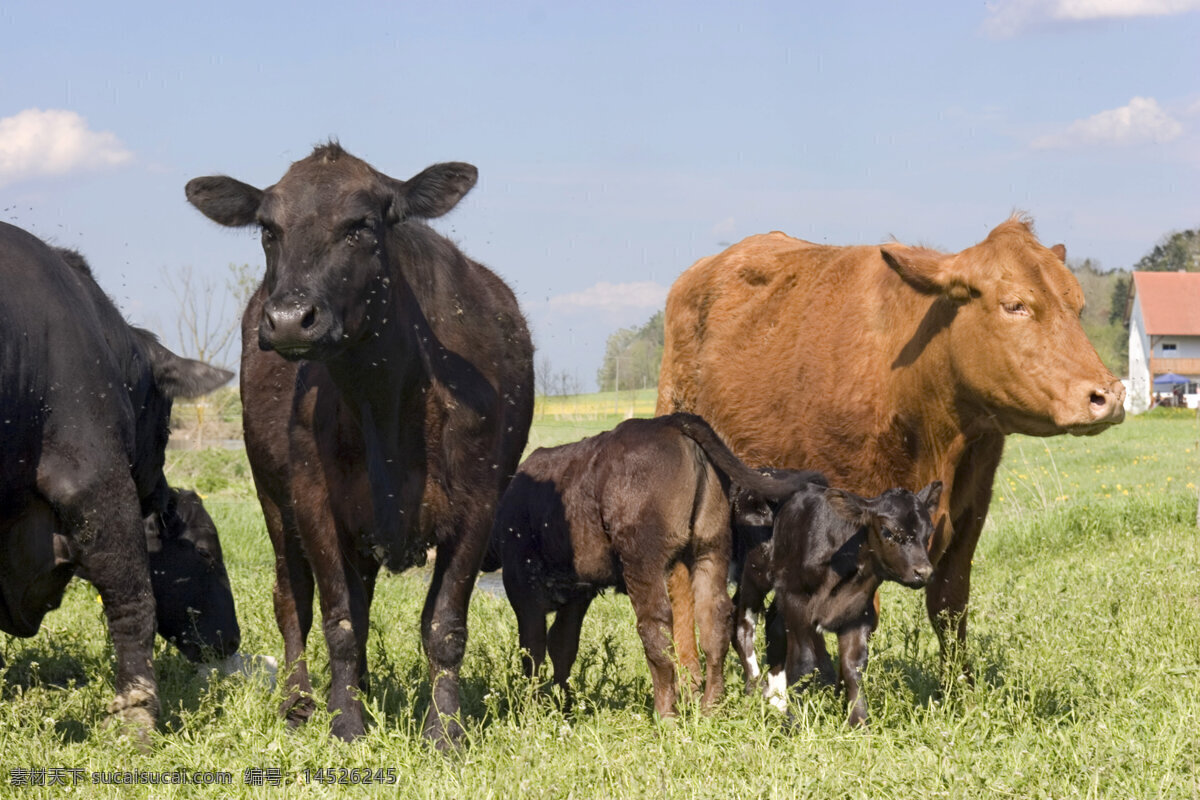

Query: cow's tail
664;412;821;501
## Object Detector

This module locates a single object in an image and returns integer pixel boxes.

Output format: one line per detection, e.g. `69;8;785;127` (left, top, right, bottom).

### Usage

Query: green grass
3;410;1199;798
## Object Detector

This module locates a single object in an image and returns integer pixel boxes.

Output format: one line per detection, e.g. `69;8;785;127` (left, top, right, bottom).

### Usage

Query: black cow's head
185;143;477;361
824;481;941;588
145;488;240;662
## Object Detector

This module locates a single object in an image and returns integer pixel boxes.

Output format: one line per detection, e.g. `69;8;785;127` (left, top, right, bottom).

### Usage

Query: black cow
489;414;814;717
732;478;941;726
186;143;534;745
142;488;240;663
0;224;233;733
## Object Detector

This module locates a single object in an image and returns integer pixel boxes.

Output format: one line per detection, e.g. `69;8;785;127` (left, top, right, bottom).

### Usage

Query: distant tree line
596;310;664;394
535;356;582;397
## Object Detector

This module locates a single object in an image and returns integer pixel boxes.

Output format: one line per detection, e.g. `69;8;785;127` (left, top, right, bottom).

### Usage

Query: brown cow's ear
881;246;973;303
823;487;869;524
1050;243;1067;262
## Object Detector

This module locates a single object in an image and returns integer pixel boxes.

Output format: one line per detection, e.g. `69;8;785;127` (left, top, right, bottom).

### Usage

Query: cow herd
0;143;1125;749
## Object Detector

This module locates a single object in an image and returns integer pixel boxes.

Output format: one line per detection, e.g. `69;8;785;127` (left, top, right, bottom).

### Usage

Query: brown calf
490;413;810;717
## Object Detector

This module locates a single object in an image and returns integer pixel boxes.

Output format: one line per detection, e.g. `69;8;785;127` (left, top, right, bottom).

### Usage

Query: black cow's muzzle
259;291;342;359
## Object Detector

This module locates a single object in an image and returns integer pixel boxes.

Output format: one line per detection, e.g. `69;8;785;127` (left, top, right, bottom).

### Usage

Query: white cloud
0;108;133;187
985;0;1200;36
547;281;669;314
1032;97;1183;149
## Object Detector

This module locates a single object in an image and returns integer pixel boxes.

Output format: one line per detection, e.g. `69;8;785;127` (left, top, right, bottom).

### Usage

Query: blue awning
1153;372;1191;387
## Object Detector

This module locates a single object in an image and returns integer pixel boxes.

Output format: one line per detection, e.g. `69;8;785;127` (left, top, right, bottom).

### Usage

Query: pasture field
1;409;1198;798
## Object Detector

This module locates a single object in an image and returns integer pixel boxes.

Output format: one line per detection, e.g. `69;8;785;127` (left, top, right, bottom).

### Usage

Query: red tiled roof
1132;272;1200;335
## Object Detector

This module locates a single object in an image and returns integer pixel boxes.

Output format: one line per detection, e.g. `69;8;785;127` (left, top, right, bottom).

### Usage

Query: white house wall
1127;296;1151;413
1151;336;1200;358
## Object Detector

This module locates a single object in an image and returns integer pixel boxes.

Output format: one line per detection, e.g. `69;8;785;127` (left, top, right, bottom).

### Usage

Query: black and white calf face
185;144;477;362
825;481;942;588
145;489;240;662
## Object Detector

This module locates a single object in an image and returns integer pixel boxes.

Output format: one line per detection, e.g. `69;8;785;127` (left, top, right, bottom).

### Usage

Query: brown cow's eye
1002;301;1030;317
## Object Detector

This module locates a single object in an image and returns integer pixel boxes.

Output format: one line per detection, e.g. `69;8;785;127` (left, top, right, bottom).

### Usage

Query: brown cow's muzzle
1066;377;1125;435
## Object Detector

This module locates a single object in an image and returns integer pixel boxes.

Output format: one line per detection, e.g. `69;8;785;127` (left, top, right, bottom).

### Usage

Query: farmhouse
1125;271;1200;412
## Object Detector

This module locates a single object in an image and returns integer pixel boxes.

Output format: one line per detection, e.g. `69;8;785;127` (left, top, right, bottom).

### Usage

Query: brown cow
186;144;534;745
657;215;1124;680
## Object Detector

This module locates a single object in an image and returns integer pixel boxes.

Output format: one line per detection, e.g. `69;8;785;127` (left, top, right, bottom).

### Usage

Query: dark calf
732;479;941;726
491;413;811;717
144;488;240;662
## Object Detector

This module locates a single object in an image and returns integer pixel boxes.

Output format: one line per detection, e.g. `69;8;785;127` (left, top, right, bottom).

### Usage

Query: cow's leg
837;625;872;728
505;570;548;681
732;578;767;693
421;502;492;749
926;435;1001;675
622;552;678;718
310;545;370;742
762;598;788;709
265;495;316;726
811;633;840;690
547;596;592;710
692;552;732;710
925;506;985;676
353;554;380;694
44;464;157;736
667;563;702;695
779;592;833;688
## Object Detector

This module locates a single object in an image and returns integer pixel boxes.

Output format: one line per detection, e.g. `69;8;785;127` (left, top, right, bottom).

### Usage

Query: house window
1162;343;1177;354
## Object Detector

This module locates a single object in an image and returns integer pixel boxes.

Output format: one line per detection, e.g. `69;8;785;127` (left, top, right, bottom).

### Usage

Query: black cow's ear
917;480;943;513
154;356;234;399
133;329;234;399
395;162;478;220
186;176;263;227
823;487;869;524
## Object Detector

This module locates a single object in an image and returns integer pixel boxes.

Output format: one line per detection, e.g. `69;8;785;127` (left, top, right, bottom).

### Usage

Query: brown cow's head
881;215;1124;436
185;143;477;360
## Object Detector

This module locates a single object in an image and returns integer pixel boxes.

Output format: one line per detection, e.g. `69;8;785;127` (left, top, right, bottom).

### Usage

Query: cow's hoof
423;714;465;751
282;694;315;727
105;682;158;751
330;714;365;742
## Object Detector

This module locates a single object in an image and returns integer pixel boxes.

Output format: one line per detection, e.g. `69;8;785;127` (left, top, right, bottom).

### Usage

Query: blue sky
2;0;1198;389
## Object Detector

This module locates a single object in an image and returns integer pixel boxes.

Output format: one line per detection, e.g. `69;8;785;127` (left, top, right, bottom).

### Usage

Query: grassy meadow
1;405;1198;798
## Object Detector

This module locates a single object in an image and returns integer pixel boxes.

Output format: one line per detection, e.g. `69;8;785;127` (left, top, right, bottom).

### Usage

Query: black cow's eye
345;219;373;245
881;526;897;541
260;225;276;243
